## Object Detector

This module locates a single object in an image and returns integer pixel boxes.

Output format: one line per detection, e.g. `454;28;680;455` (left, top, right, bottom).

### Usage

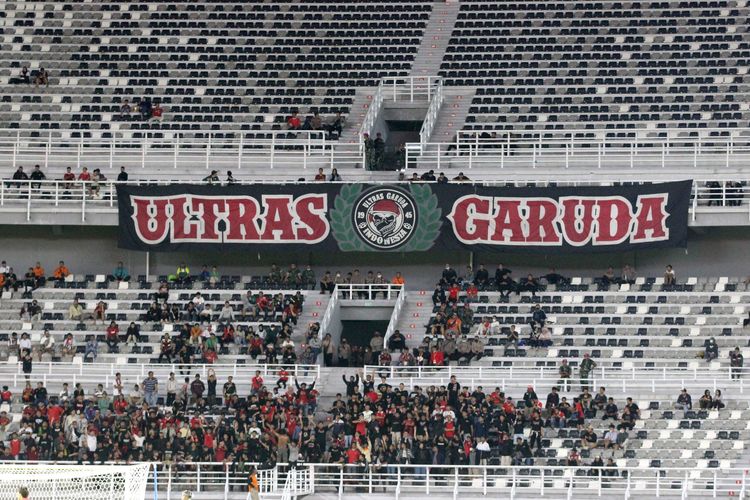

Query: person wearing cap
579;353;597;391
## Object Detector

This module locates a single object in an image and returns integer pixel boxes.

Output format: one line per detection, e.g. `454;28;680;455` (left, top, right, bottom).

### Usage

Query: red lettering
490;199;525;243
525;199;561;243
633;194;669;242
260;196;296;240
171;196;200;240
131;197;171;244
224;198;261;241
449;197;491;242
560;198;597;246
595;198;633;244
192;198;226;241
294;194;328;242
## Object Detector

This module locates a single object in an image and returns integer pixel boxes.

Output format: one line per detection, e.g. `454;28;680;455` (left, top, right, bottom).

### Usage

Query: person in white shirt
85;429;97;453
475;436;491;465
59;383;70;402
192;292;205;312
38;330;55;360
18;333;32;353
603;424;620;449
0;261;9;275
166;372;177;406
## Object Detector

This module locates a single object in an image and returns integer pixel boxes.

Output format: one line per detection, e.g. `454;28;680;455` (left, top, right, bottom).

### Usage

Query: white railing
0;130;362;173
411;128;750;171
419;78;444;147
336;283;403;301
358;82;385;152
365;364;749;384
381;76;441;102
1;462;743;499
384;286;407;347
0;362;321;392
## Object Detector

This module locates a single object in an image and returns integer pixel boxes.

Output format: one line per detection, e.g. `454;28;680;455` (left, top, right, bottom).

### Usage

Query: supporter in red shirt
345;444;360;464
287;111;301;130
429;347;445;366
276;368;289;389
47;403;63;425
78;167;91;181
151;103;164;121
252;371;264;394
0;386;11;402
448;283;460;303
466;283;478;301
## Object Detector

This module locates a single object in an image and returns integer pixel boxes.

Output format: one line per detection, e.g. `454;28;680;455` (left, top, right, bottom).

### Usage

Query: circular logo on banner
330;184;442;252
352;188;417;250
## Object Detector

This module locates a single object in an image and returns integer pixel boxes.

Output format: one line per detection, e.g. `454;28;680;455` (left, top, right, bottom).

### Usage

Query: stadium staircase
409;1;461;78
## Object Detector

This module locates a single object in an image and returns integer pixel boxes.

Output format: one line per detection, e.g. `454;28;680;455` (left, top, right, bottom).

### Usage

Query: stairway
337;87;378;144
426;87;476;144
409;1;461;78
394;291;434;351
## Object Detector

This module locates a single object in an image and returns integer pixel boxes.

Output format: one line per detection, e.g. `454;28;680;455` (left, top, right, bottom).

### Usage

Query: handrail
419;78;444;147
384;286;407;347
0;462;744;499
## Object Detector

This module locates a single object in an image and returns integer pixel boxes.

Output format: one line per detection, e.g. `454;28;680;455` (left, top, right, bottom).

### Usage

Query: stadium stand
441;0;750;138
0;0;431;140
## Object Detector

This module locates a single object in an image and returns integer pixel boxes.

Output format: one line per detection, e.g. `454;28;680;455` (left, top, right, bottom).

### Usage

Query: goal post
0;463;151;500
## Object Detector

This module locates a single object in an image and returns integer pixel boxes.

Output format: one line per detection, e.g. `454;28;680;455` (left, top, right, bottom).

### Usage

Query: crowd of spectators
2;370;718;478
286;109;345;140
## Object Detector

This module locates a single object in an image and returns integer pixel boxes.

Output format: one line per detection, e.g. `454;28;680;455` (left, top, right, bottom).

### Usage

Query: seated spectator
62;167;75;190
664;264;676;285
93;300;107;324
37;330;55;360
203;170;219;185
32;261;45;287
61;333;75;358
139;99;152;120
314;168;326;181
287;111;301;130
34;67;49;87
105;321;120;352
329;168;342;181
125;322;140;345
29;165;46;190
603;424;620;449
117;166;129;182
699;389;713;410
325;111;345;138
311;112;322;130
712;389;725;410
68;298;91;322
581;426;598;449
621;265;636;284
542;267;568;286
119;99;132;120
52;261;69;282
175;262;191;284
602;398;618;420
675;388;692;416
704;337;719;362
19;66;30;84
78;167;91;181
109;261;130;282
151;102;164;121
11;166;28;188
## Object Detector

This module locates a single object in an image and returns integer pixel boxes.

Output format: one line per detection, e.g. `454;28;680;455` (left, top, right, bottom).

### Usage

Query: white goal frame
0;463;151;500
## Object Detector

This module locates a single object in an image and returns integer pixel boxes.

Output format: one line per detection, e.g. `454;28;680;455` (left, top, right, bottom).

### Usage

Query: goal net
0;464;151;500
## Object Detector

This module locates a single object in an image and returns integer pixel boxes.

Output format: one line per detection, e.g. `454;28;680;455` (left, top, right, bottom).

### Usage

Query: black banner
117;181;691;253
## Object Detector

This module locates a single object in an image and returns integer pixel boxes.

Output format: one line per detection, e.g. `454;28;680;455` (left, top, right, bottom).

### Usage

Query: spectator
139;99;152;120
311;112;322;130
517;274;539;296
314;168;326;181
105;321;120;352
226;171;236;185
326;111;345;138
109;261;130;282
704;337;719;362
579;353;597;391
119;100;132;120
78;167;91;181
29;165;46;190
142;371;159;407
621;265;636;284
151;102;164;121
11;166;28;188
675;388;692;416
712;389;725;410
287;111;301;130
329;168;342;181
730;347;744;379
38;330;55;360
175;262;191;284
34;67;49;87
19;66;30;84
84;336;98;360
117;166;129;182
664;264;676;285
542;267;568;286
558;359;572;392
62;166;75;191
52;261;69;282
203;170;220;184
699;390;713;410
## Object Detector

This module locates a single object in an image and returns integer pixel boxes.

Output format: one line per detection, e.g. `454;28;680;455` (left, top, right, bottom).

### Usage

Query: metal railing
419;78;444;147
364;364;749;383
335;283;403;301
0;130;363;173
381;76;441;103
1;462;744;499
0;362;321;392
385;285;408;347
411;128;750;171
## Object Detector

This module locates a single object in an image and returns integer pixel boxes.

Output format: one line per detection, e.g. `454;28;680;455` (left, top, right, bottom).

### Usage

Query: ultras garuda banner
117;180;691;253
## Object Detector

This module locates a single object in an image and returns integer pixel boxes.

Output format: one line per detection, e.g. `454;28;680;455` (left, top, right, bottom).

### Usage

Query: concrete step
410;1;461;78
338;86;378;144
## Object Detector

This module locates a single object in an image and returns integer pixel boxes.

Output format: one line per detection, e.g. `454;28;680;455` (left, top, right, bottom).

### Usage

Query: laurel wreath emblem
330;184;442;252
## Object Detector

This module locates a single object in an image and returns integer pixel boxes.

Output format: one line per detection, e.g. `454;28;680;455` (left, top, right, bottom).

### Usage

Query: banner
117;181;691;253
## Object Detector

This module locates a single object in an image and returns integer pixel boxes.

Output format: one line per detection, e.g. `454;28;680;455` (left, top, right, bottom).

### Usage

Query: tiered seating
422;276;749;369
0;0;431;140
442;0;750;138
363;370;750;472
0;274;318;365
